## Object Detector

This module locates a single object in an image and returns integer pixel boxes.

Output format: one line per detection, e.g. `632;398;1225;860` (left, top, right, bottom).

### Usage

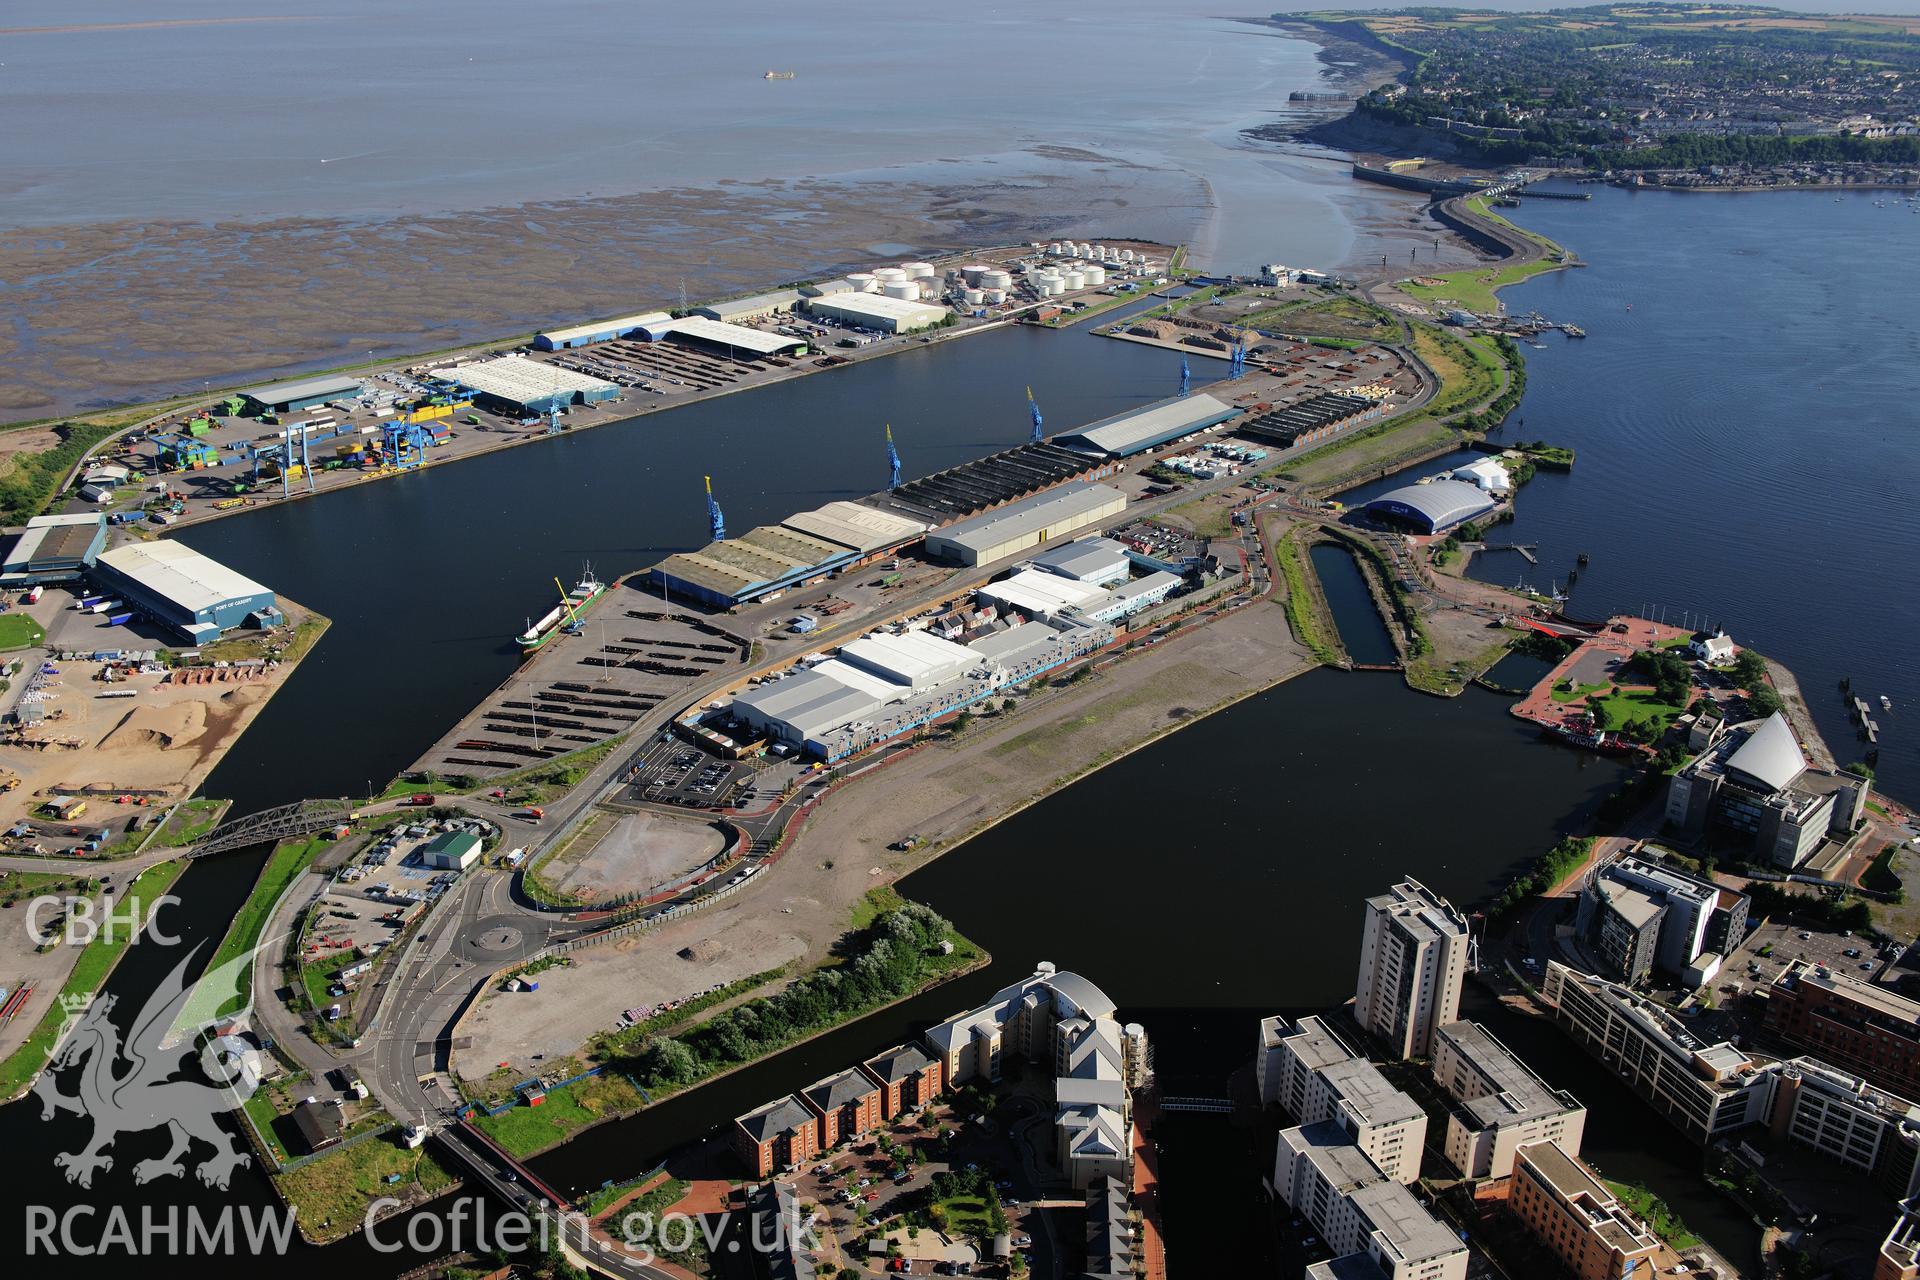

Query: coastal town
2;5;1918;1280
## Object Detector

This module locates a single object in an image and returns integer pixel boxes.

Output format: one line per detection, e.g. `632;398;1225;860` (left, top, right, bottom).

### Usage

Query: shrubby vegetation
614;902;973;1092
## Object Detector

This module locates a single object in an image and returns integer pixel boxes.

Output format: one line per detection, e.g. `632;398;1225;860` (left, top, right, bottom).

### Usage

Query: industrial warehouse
1363;477;1499;535
0;513;108;586
1058;392;1241;457
433;356;621;415
1236;392;1385;451
649;499;929;609
91;541;278;643
710;533;1186;760
235;374;364;416
803;291;948;334
924;482;1128;566
532;312;672;351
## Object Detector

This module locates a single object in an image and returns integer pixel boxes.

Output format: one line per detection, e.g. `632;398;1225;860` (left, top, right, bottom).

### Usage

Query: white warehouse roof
1030;536;1131;583
96;541;271;615
839;629;978;689
782;501;929;554
806;293;949;330
734;669;883;743
666;315;807;356
438;355;617;401
537;312;671;346
928;482;1127;559
978;569;1108;619
1060;392;1238;457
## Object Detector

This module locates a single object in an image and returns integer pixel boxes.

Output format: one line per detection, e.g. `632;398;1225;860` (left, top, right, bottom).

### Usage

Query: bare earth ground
0;154;1204;420
453;599;1310;1079
543;809;726;903
0;598;320;832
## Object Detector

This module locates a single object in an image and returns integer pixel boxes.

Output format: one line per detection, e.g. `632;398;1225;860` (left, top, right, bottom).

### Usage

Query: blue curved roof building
1363;479;1496;534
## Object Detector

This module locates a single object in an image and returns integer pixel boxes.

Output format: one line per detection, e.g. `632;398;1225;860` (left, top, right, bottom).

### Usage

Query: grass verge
1604;1179;1701;1251
205;834;327;1017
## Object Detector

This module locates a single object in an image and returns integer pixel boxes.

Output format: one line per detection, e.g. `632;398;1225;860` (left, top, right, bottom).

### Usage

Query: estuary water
0;0;1365;274
1474;185;1920;797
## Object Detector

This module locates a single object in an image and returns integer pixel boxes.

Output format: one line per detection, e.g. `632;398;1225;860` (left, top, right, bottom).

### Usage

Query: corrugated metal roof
805;293;947;326
537;312;671;345
1060;393;1238;456
96;541;271;615
930;482;1126;555
236;374;363;406
781;501;928;553
667;316;807;356
1363;478;1496;530
436;355;617;403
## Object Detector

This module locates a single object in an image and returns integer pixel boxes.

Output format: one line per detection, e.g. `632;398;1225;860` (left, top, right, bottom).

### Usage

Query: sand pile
97;702;209;752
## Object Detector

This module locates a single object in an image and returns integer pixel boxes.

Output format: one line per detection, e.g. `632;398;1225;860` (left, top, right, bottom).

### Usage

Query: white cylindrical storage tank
1078;241;1093;255
901;261;935;280
980;269;1012;290
883;281;919;300
963;288;985;305
961;263;991;285
874;267;908;283
1083;265;1106;286
1047;279;1067;297
1121;249;1136;263
1047;243;1063;256
847;272;878;293
983;288;1006;304
1062;270;1085;290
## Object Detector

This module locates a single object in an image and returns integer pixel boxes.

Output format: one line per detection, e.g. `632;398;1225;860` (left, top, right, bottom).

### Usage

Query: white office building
1355;880;1473;1060
1274;1123;1469;1280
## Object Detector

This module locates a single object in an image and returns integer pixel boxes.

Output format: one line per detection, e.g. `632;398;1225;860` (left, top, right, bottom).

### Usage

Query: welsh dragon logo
33;944;264;1190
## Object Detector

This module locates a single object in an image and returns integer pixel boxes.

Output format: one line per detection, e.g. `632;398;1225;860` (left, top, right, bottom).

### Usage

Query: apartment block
1274;1122;1468;1280
861;1043;944;1119
1509;1141;1662;1280
800;1067;884;1150
1767;1057;1920;1201
1765;960;1920;1102
1256;1015;1428;1184
1355;880;1473;1059
731;1094;820;1177
924;964;1148;1190
1432;1021;1587;1180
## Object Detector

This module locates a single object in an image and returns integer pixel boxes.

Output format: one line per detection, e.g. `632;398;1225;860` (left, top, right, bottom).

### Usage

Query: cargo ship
518;568;606;653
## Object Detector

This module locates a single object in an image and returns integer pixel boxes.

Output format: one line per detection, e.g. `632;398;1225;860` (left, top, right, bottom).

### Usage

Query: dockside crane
885;424;901;490
1179;356;1191;398
1027;386;1043;443
705;475;727;542
554;578;587;635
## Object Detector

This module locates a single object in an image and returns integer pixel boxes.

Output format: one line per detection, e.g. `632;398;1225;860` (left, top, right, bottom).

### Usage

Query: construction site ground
453;594;1310;1082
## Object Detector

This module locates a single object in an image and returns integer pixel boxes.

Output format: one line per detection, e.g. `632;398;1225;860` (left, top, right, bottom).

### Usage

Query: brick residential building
1508;1141;1662;1280
862;1043;944;1119
732;1095;819;1177
800;1067;884;1149
1765;960;1920;1101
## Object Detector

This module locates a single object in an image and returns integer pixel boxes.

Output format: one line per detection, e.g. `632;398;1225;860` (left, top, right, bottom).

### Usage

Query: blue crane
885;424;902;490
705;475;727;542
1180;356;1191;397
1027;386;1044;443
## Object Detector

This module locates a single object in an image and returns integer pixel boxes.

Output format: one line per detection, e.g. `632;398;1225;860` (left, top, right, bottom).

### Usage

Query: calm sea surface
1343;185;1920;796
0;0;1367;273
